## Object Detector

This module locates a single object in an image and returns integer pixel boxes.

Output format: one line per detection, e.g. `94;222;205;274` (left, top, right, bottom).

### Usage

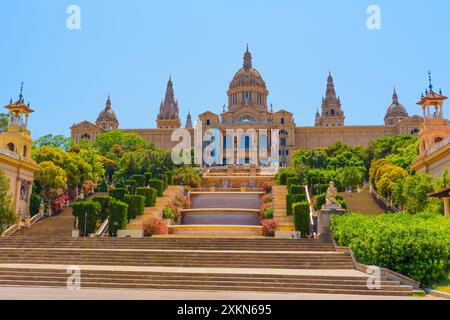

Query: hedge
29;193;41;217
331;213;450;284
92;196;111;221
293;201;310;235
149;179;165;197
165;172;174;185
108;199;128;237
286;194;308;215
132;175;145;188
287;178;303;189
124;179;137;195
144;172;153;187
126;195;145;220
96;178;108;193
289;185;304;195
136;187;157;207
109;188;129;202
158;174;168;187
72;201;101;237
276;170;296;185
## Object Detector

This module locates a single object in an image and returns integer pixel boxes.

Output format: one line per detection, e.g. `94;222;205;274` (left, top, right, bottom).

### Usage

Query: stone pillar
318;207;346;241
444;197;450;216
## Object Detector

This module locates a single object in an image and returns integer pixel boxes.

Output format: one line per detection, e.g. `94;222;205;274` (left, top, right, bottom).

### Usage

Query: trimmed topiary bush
158;174;168;188
92;196;111;221
149;179;165;197
144;172;153;187
72;201;101;237
165;172;173;186
124;179;137;195
289;185;304;195
287;177;302;189
109;188;129;202
136;187;157;207
132;175;145;188
331;213;450;284
96;177;108;193
126;195;145;220
286;194;308;215
293;201;310;235
108;199;128;237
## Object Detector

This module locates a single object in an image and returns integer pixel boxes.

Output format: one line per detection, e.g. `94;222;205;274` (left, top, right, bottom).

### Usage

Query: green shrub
115;178;125;189
287;178;302;189
293;201;310;235
289;185;304;195
124;179;137;195
96;177;108;193
144;172;153;187
331;213;450;284
158;174;168;187
132;175;145;188
126;195;145;220
310;183;330;196
164;172;173;186
109;188;129;202
72;201;101;237
149;179;165;197
162;205;176;221
262;205;274;219
286;194;308;215
108;199;128;237
92;196;111;221
136;187;157;207
29;193;41;217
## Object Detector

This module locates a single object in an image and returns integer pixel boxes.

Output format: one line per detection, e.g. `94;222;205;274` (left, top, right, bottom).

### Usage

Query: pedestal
318;206;346;241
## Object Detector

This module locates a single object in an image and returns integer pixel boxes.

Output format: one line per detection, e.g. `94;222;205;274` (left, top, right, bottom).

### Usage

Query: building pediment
70;121;101;130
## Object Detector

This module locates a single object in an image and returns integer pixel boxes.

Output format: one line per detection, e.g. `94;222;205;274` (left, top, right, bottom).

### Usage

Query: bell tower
416;72;449;157
0;83;35;163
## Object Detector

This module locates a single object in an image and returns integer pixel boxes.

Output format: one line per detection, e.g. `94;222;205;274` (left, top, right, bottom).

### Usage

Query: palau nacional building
71;47;428;166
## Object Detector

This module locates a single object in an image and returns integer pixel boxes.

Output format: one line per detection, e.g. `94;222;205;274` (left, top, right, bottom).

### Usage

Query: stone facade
0;85;40;221
71;48;424;165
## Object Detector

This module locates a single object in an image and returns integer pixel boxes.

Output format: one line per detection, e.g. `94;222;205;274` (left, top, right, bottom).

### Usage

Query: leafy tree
34;161;68;204
393;174;436;214
0;170;17;233
340;166;363;190
375;164;408;198
94;130;147;156
33;134;72;151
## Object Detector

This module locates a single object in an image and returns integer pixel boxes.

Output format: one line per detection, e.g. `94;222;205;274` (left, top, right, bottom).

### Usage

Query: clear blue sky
0;0;449;138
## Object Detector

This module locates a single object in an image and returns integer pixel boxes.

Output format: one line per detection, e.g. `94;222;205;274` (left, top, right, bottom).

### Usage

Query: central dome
229;47;266;89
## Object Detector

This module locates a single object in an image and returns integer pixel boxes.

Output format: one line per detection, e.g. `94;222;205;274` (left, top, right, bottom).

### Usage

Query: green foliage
165;172;174;185
286;194;307;215
293;202;310;234
96;177;108;193
126;195;145;220
33;134;72;151
132;175;145;188
92;196;111;221
72;201;101;236
29;193;41;217
0;170;16;233
339;166;363;190
144;172;153;186
158;174;168;187
94;130;147;157
393;173;436;214
108;199;128;237
108;188;129;202
136;187;157;207
275;167;297;185
292;148;327;169
172;166;201;187
289;185;303;195
34;161;68;203
262;205;274;219
162;205;176;221
287;178;303;189
149;179;165;197
124;179;137;195
331;213;450;284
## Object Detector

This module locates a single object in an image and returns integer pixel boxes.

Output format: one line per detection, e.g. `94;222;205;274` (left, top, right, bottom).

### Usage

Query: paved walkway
0;286;439;300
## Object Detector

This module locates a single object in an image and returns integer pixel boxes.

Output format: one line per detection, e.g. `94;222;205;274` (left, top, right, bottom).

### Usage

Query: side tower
156;76;181;129
315;72;345;127
384;88;409;126
96;95;119;131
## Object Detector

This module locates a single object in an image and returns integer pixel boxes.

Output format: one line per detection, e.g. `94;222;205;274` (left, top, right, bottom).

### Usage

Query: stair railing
304;185;315;226
95;218;109;237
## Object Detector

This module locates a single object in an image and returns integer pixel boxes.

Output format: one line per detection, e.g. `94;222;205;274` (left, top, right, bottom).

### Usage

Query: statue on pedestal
323;181;342;209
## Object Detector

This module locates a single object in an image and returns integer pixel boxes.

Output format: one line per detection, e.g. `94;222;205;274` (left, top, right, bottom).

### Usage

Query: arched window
6;143;14;152
23;146;27;158
81;133;91;140
411;128;419;134
434;137;443;144
206;119;211;126
280;118;285;124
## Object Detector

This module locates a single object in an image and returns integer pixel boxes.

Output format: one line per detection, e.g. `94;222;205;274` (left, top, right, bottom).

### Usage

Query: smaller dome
229;47;266;90
385;89;408;118
96;96;118;123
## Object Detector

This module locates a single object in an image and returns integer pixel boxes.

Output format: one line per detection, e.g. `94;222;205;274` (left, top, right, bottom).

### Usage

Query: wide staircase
272;185;293;229
127;186;184;231
340;191;387;215
0;237;417;296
